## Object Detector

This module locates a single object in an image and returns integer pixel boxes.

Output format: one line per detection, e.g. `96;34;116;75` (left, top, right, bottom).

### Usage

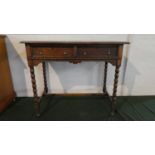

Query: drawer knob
83;52;87;55
39;52;42;55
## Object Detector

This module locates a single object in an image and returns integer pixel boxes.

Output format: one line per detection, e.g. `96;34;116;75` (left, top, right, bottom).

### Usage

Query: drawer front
77;47;117;59
32;47;74;58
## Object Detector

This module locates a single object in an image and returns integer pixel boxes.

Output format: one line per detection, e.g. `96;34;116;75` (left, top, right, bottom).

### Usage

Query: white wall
5;34;155;96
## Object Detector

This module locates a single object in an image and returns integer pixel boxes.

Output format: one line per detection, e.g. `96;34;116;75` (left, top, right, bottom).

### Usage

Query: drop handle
64;51;68;55
83;51;87;55
108;49;111;55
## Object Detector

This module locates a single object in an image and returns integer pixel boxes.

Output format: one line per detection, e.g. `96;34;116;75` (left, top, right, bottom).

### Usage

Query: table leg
30;66;40;117
112;64;120;115
43;62;48;94
103;62;108;94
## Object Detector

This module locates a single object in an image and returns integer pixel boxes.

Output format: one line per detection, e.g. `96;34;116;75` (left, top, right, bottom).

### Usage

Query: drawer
32;47;74;58
77;47;117;59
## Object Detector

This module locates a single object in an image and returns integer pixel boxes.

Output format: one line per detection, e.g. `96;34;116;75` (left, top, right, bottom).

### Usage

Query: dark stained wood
47;93;106;96
42;62;48;95
23;41;129;116
78;46;117;59
26;45;125;66
29;66;40;116
118;45;123;65
25;45;33;67
103;62;108;93
32;47;75;58
0;36;16;112
112;63;120;114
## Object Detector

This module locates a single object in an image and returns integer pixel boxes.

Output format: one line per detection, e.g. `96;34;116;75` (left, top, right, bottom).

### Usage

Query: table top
21;41;130;45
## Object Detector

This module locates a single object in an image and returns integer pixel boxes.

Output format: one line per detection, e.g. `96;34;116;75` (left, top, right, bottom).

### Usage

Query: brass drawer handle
64;51;68;55
108;49;111;55
39;51;43;55
83;51;87;55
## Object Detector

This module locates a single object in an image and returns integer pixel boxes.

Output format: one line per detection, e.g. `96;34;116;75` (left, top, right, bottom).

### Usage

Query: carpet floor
0;96;155;121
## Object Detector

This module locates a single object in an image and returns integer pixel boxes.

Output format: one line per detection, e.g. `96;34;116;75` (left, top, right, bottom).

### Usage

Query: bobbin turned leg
111;64;120;116
42;62;48;95
30;65;40;117
103;62;108;94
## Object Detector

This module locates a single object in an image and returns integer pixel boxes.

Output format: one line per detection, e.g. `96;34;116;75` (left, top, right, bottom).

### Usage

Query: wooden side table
22;41;129;116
